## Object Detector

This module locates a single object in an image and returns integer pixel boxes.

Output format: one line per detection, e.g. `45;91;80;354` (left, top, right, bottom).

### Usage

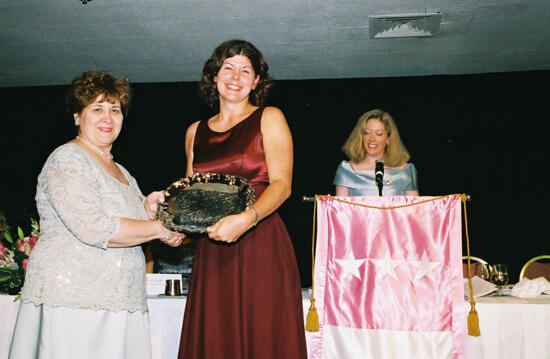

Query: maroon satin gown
178;108;307;359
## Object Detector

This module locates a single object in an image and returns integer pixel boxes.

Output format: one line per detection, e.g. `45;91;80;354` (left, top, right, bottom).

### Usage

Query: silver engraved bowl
157;173;255;234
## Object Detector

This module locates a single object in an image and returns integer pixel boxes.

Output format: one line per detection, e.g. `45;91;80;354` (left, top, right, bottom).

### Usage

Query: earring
75;119;80;126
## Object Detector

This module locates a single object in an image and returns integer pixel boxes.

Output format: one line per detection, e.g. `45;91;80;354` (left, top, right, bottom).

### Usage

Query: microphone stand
376;179;383;197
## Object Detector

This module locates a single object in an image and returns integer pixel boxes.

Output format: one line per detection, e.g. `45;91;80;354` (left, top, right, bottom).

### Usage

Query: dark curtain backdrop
1;70;549;286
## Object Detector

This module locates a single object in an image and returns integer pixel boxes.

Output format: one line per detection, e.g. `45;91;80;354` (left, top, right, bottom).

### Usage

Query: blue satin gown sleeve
333;160;418;196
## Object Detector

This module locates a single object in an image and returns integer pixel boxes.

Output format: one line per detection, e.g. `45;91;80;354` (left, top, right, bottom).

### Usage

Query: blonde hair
342;109;410;167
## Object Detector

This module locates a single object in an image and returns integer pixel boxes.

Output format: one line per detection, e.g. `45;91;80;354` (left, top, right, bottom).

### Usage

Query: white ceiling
1;0;550;88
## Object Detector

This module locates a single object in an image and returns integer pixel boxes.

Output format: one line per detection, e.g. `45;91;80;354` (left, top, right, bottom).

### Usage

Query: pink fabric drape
310;195;464;359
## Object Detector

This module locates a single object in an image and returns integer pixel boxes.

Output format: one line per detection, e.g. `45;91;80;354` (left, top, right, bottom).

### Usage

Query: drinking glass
476;263;491;282
491;264;509;296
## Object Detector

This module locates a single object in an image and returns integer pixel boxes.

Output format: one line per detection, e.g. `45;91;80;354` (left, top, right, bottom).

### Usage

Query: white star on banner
411;252;440;280
335;256;366;280
370;252;403;279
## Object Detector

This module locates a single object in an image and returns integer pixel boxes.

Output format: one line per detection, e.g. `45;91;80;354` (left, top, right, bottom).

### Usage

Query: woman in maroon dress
177;40;307;359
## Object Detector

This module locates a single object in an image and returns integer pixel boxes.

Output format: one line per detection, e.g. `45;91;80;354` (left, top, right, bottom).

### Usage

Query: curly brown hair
65;70;132;116
198;39;273;108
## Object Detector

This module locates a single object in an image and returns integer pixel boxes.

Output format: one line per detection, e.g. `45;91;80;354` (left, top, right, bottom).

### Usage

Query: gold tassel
467;302;480;336
306;298;320;332
461;194;480;337
306;195;320;332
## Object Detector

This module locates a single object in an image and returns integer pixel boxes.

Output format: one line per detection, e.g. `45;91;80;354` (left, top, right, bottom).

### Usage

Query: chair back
462;256;491;280
519;255;550;281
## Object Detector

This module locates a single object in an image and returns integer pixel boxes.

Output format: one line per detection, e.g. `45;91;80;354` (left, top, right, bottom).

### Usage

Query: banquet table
464;295;550;359
2;292;550;359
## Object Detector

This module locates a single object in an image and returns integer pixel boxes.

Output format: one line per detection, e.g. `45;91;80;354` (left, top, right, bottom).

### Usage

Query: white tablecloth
0;291;312;359
2;292;550;359
148;290;314;359
464;295;550;359
147;295;186;359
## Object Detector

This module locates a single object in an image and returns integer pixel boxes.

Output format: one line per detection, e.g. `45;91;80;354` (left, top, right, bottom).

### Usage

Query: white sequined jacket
21;143;148;313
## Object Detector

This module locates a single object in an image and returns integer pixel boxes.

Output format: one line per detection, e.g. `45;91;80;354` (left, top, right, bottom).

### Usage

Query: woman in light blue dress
334;109;419;196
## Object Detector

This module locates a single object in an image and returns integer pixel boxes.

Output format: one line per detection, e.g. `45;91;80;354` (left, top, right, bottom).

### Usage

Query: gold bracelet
250;206;259;226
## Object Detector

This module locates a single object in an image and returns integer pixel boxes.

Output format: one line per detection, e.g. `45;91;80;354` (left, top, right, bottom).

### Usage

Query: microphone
375;159;384;196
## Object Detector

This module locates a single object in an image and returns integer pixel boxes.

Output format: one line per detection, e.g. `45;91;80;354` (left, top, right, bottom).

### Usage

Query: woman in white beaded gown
9;71;184;359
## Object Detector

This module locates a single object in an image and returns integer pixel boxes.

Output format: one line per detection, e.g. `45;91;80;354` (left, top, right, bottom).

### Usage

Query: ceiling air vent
369;13;442;39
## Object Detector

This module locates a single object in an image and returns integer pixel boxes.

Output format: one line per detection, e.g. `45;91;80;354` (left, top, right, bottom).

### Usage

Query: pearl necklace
76;136;113;160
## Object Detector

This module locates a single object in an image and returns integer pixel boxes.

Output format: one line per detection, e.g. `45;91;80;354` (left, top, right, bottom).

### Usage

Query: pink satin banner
310;195;465;359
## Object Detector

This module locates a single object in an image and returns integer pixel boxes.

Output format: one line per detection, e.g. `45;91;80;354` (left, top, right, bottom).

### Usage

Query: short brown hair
65;70;132;115
198;39;273;108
